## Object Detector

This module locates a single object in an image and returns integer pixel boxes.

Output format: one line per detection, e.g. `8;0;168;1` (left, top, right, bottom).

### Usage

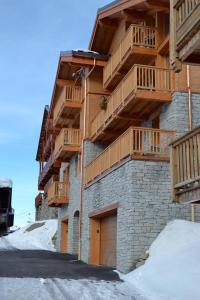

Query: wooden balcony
103;24;157;89
171;126;200;203
53;85;82;127
173;0;200;67
38;153;61;190
85;127;176;185
91;65;172;142
35;193;43;207
54;128;81;162
48;181;69;207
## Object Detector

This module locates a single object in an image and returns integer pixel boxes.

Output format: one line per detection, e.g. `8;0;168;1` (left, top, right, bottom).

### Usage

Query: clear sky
0;0;111;226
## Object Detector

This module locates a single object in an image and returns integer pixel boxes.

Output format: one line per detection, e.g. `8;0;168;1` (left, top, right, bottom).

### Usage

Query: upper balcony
91;64;172;142
103;24;157;89
85;126;176;185
53;85;82;127
171;126;200;203
173;0;200;68
47;181;69;207
54;128;82;162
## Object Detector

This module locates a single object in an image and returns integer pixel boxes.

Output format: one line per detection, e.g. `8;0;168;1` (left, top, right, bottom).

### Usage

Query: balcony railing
175;0;200;28
48;181;68;206
103;24;157;86
53;85;82;126
54;128;81;159
171;126;200;201
91;65;172;138
85;127;176;184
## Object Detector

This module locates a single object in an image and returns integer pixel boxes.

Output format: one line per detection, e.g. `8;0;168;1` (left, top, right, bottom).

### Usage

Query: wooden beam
56;79;75;87
145;0;169;11
99;18;118;29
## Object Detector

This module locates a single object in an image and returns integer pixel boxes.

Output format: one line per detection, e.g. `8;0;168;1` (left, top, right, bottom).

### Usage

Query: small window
75;156;79;177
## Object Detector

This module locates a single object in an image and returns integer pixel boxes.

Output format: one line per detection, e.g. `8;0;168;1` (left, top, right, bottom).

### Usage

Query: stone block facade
82;159;200;273
35;196;58;221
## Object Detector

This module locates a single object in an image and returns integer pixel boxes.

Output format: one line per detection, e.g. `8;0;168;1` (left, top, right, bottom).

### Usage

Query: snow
123;219;200;300
0;220;57;251
0;177;12;188
73;48;99;55
0;278;141;300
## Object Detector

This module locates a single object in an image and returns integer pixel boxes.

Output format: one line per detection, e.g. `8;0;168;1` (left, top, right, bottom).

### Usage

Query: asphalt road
0;250;120;281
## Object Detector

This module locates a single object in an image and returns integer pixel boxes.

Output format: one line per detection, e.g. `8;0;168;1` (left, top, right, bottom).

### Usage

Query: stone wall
35;196;58;221
82;159;200;273
160;92;200;136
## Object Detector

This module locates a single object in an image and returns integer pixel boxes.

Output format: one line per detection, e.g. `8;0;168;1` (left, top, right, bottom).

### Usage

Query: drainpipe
79;58;96;260
187;65;192;131
187;65;195;220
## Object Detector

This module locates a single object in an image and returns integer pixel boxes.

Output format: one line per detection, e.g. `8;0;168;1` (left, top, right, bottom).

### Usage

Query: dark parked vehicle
0;179;14;236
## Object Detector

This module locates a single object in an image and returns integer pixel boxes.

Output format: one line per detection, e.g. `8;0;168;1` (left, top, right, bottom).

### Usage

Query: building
170;0;200;72
35;0;200;273
0;178;14;235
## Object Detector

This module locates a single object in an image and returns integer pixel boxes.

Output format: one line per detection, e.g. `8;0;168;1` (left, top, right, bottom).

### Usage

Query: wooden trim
89;202;119;218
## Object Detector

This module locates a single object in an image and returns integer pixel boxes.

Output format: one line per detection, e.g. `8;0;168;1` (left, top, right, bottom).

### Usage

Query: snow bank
0;178;12;188
0;220;57;251
124;219;200;300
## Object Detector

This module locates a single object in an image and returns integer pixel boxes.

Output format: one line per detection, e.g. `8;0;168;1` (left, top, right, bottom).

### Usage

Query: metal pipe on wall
78;59;96;260
187;65;192;131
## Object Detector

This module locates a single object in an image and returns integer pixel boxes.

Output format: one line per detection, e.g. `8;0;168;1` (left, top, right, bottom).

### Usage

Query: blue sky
0;0;111;226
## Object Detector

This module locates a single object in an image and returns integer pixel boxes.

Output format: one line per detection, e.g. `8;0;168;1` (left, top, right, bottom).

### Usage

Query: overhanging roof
36;105;49;161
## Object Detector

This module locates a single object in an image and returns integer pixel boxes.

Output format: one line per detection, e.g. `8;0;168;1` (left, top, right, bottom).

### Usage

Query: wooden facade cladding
47;181;69;207
103;24;157;89
171;0;200;69
85;127;176;185
91;64;172;141
53;85;82;127
171;127;200;203
54;128;81;161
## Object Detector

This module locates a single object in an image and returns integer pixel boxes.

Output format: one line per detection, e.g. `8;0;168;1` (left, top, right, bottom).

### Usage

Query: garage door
100;214;117;267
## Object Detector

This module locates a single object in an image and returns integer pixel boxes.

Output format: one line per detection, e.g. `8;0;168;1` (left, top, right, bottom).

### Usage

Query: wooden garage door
100;214;117;267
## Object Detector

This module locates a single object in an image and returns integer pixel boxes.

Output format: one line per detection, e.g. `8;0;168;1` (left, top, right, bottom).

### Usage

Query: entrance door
60;219;68;253
100;214;117;267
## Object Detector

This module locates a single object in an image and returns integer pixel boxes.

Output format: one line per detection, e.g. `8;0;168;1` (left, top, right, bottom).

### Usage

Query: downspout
187;65;195;221
79;58;96;260
187;65;192;131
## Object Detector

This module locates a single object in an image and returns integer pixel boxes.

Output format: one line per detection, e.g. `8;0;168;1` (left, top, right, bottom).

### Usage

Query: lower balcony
54;128;81;162
48;182;69;207
35;193;43;207
171;126;200;203
85;127;176;185
38;153;61;190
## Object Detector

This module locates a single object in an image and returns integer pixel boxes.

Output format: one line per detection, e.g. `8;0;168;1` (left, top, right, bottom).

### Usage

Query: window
75;156;79;177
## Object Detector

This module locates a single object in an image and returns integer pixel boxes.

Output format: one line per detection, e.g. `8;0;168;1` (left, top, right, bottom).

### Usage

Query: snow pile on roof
0;178;12;188
0;220;57;251
123;219;200;300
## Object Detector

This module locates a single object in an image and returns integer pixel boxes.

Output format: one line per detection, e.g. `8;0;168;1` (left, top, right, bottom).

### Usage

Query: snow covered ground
0;220;57;251
123;219;200;300
0;278;141;300
0;219;199;300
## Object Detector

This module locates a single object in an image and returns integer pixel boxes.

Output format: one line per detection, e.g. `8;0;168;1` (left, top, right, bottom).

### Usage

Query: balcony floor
55;145;81;162
104;46;157;90
91;90;171;142
48;196;69;207
54;102;82;128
